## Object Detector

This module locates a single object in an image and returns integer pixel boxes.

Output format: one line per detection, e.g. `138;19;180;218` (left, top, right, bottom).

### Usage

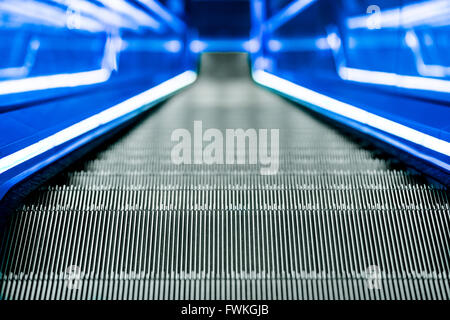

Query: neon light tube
97;0;161;30
346;0;450;29
136;0;186;32
404;30;450;78
252;70;450;160
0;69;112;95
51;0;139;30
0;71;197;174
0;0;105;32
264;0;317;32
0;39;40;78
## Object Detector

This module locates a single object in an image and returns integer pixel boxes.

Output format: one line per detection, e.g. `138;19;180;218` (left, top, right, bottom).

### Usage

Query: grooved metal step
0;54;449;300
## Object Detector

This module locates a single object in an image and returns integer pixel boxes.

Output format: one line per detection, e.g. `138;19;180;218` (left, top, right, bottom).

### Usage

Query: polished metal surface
0;54;449;300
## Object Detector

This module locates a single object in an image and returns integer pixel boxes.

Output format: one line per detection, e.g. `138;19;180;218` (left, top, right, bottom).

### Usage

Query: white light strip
405;30;450;78
137;0;186;32
0;66;28;78
1;0;105;32
97;0;161;30
0;69;111;95
252;70;450;158
339;67;450;93
0;71;197;174
51;0;139;30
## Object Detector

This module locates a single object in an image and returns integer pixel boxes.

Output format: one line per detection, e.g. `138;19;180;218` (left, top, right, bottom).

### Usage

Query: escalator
0;53;448;300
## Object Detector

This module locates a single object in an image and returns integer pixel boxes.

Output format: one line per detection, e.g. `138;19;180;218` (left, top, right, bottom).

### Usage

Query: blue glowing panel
0;0;195;199
186;0;251;39
251;0;450;180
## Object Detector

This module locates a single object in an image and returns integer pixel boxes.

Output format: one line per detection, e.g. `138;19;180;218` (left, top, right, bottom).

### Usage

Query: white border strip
0;70;197;174
252;70;450;158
